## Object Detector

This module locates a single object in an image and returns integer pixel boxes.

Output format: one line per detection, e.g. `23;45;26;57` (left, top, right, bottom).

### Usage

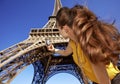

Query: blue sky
0;0;120;84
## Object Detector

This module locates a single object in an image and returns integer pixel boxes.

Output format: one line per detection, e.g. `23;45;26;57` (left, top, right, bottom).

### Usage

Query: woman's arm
47;42;73;56
91;62;111;84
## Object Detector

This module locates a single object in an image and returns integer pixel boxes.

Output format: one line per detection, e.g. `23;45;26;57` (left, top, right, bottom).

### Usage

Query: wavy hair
56;7;72;28
71;5;120;64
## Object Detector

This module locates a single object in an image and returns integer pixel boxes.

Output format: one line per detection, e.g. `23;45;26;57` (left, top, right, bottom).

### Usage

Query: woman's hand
47;44;55;52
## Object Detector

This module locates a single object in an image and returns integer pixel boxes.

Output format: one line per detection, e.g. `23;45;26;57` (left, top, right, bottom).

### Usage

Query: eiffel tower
0;0;88;84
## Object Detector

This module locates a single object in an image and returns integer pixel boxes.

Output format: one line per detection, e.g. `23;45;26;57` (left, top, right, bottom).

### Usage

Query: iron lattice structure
0;0;88;84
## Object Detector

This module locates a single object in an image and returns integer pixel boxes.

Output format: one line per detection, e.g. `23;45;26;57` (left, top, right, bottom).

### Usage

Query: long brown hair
71;5;120;64
56;7;72;28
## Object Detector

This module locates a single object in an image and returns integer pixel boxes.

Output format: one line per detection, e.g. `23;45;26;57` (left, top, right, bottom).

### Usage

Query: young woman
47;5;120;84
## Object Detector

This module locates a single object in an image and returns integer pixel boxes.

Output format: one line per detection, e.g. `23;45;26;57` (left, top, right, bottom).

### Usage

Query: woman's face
57;24;76;41
58;25;69;39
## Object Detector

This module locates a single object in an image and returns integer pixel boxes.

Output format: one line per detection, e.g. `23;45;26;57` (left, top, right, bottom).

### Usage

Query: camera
45;38;51;46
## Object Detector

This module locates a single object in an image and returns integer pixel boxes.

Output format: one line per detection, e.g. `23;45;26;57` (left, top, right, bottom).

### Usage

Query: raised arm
47;42;73;56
